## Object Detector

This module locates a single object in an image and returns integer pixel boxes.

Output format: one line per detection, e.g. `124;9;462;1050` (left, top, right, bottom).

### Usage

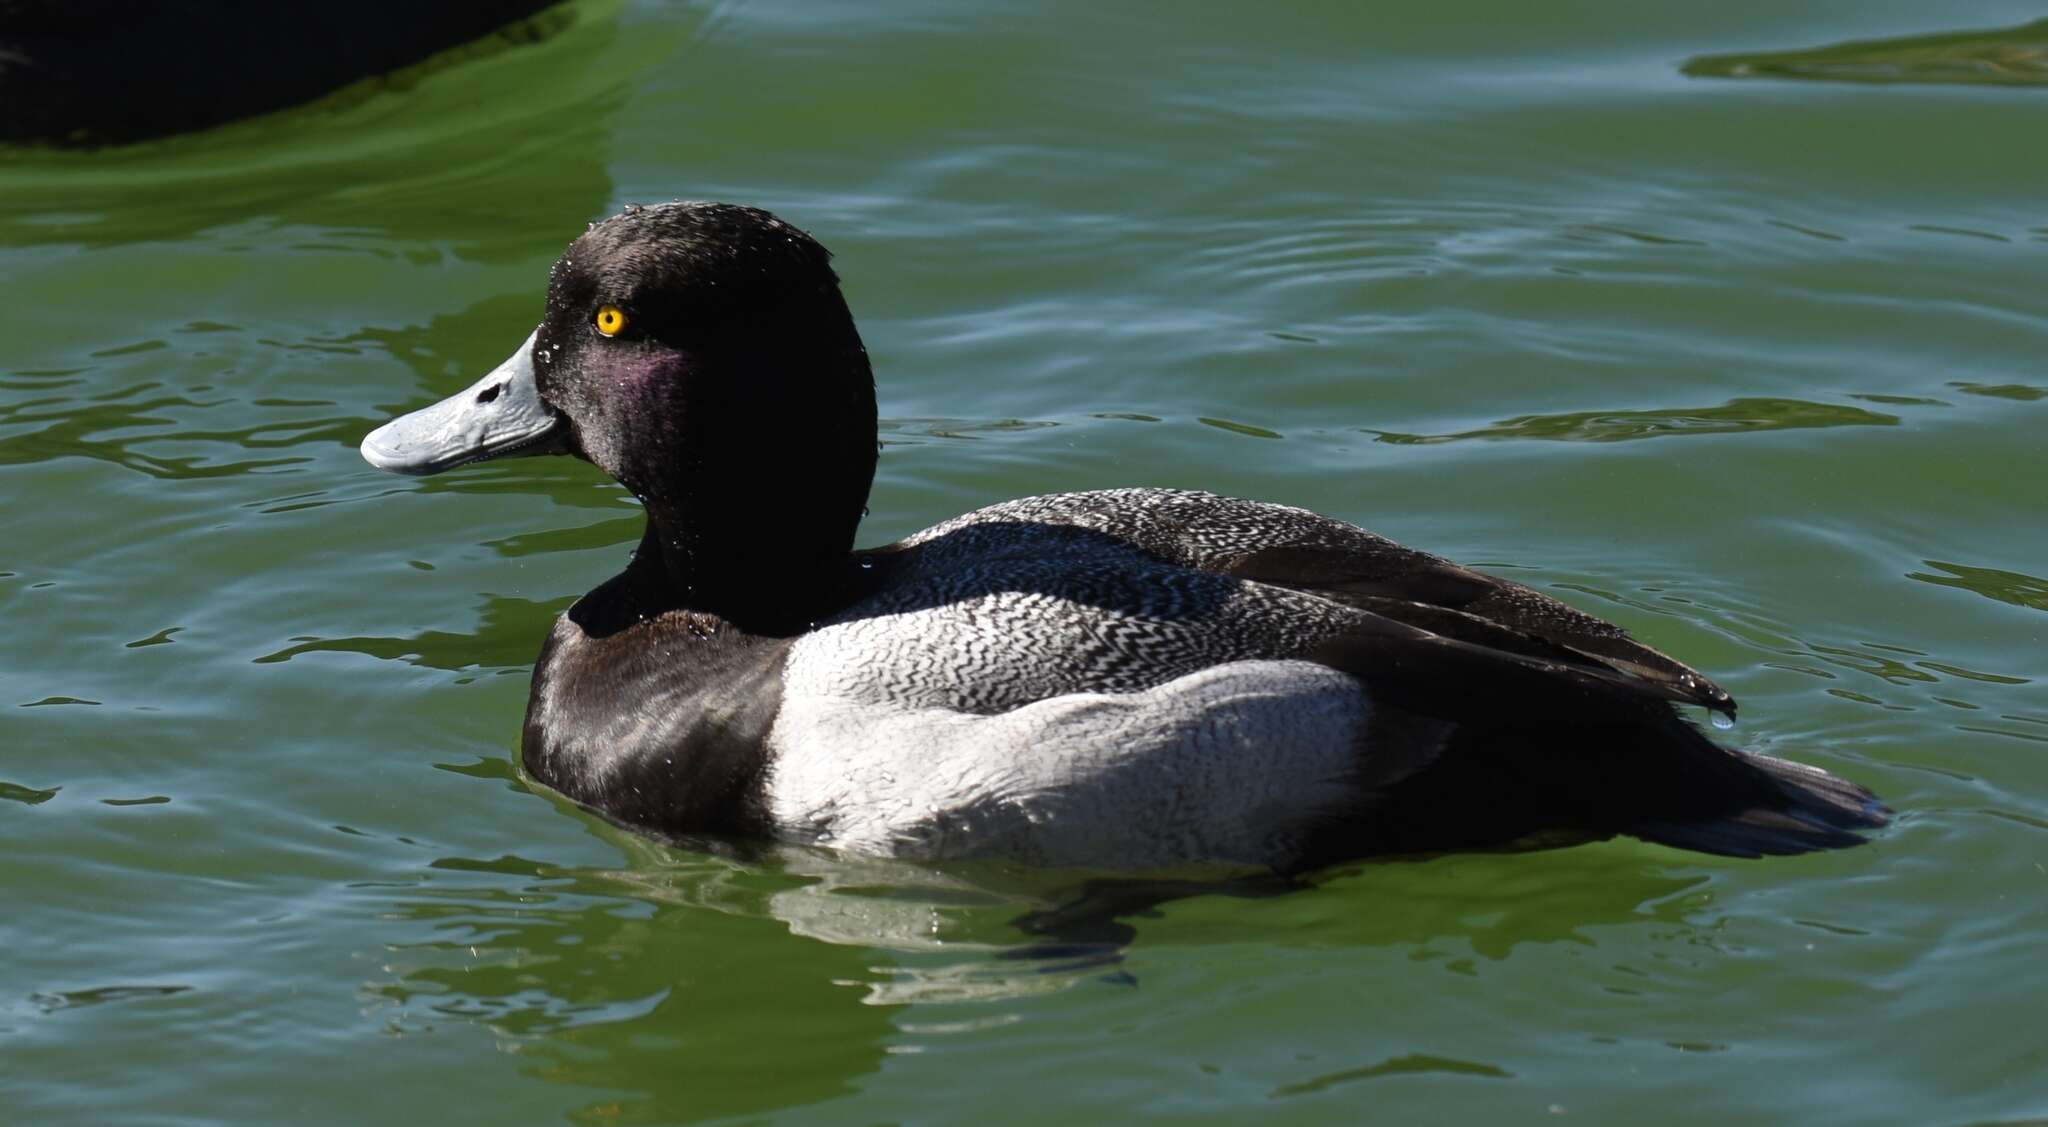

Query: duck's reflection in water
364;803;1710;1122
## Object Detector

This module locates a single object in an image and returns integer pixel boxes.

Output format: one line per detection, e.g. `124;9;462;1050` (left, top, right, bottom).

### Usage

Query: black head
535;203;874;496
363;201;880;629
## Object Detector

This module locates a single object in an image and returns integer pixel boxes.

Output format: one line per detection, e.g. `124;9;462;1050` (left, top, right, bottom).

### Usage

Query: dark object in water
0;0;562;147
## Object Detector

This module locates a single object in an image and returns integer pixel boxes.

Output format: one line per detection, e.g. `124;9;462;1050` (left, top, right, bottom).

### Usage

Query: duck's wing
912;488;1736;718
1215;541;1736;718
1209;538;1887;862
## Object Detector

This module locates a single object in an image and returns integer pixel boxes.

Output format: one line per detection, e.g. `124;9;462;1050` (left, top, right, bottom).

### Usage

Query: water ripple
1271;1054;1513;1097
1369;397;1898;445
1908;561;2048;613
1684;19;2048;88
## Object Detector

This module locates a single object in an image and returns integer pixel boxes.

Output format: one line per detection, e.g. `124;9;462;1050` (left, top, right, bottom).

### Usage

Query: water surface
5;1;2046;1123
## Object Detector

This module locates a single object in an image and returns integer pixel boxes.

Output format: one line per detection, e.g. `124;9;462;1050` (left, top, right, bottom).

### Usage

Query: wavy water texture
1370;397;1898;445
1684;19;2048;87
357;817;1727;1123
1908;561;2048;613
6;1;2048;1125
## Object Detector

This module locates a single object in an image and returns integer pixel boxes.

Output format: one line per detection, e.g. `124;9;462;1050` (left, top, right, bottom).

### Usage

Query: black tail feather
1629;753;1890;858
1291;704;1890;868
1296;600;1889;865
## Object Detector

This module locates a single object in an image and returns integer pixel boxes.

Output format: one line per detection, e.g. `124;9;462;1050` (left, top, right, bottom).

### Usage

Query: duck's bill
359;330;571;475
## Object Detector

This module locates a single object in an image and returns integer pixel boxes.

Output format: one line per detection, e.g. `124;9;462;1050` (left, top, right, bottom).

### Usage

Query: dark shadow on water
257;593;570;670
1908;560;2048;614
1683;19;2048;88
1;781;61;805
0;380;347;480
1007;872;1308;948
1270;1053;1512;1097
484;516;643;558
1370;397;1897;445
1950;381;2048;402
877;417;1061;442
1198;416;1285;439
28;984;192;1013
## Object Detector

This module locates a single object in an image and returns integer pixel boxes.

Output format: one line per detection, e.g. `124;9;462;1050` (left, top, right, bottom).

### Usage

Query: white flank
765;656;1369;869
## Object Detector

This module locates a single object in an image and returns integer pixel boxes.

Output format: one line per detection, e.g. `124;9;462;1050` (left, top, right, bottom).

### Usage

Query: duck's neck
585;303;878;636
619;366;876;634
621;493;857;635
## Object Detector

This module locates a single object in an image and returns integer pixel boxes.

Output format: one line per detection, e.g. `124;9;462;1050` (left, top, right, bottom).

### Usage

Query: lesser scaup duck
361;201;1887;870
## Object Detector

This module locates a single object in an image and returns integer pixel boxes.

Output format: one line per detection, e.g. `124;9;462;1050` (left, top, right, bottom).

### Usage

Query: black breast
521;605;792;840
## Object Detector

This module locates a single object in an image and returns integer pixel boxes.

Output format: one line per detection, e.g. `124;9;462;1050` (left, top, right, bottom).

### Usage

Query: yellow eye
595;304;627;337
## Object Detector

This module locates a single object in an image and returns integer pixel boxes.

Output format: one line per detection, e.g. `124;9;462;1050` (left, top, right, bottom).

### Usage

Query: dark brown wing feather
1217;542;1737;718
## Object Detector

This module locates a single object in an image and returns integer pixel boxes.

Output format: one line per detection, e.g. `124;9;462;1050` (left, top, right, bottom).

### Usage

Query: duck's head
362;202;880;624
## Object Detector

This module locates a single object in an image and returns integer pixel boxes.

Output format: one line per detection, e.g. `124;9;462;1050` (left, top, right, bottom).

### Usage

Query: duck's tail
1292;706;1889;867
1300;626;1889;862
1625;751;1889;858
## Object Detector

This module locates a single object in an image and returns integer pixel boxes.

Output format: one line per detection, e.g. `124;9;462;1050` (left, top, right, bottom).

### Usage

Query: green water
5;2;2045;1123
